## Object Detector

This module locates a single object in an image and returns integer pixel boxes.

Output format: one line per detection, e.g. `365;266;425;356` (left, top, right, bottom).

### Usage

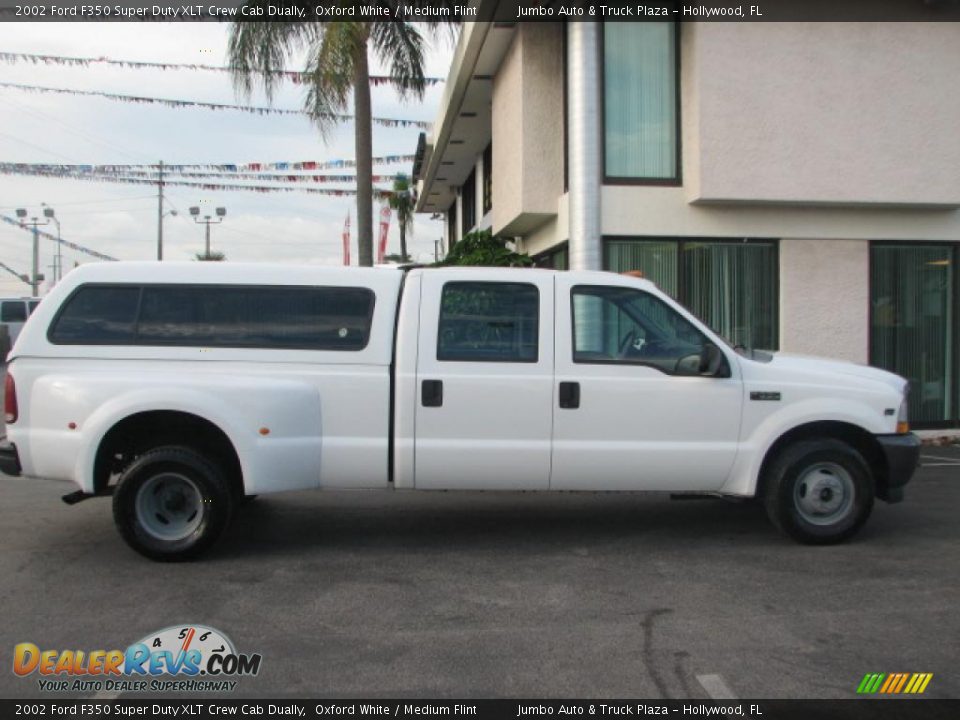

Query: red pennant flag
377;205;392;264
342;211;351;266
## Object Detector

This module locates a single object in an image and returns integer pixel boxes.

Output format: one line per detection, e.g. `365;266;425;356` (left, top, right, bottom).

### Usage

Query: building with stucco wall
413;19;960;429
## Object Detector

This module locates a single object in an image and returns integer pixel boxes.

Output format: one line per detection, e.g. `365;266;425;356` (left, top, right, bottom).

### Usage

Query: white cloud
0;21;455;294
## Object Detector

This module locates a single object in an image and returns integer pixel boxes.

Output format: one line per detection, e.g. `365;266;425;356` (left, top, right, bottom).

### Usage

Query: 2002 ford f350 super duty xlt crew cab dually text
0;263;919;560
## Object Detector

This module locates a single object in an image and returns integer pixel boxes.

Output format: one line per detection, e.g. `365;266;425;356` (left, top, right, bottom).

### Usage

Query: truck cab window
437;282;539;362
572;285;709;375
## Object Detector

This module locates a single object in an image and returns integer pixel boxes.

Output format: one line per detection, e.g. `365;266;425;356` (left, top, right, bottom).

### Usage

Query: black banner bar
1;0;959;23
1;700;959;720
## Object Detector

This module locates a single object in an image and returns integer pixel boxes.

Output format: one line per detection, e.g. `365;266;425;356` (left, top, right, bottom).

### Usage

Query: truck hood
764;352;907;394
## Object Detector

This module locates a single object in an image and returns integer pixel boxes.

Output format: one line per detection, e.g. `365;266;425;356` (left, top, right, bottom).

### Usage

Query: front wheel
763;439;874;544
112;446;235;561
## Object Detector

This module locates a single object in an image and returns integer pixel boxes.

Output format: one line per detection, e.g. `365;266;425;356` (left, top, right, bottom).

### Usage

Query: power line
5;96;153;163
0;194;156;211
0;81;431;128
0;131;78;162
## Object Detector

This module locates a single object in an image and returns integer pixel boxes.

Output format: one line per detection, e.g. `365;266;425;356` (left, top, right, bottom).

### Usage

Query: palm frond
302;22;364;135
370;22;426;100
227;10;320;100
388;173;416;236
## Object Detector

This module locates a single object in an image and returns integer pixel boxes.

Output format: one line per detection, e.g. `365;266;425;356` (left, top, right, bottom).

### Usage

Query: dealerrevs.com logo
13;624;262;693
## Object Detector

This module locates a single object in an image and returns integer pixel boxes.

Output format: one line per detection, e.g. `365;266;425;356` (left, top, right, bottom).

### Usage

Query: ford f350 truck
0;262;919;560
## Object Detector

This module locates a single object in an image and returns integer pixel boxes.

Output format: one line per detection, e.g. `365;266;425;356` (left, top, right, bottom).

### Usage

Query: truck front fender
721;397;887;497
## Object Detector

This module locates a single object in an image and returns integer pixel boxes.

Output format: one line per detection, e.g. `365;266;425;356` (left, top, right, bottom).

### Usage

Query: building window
437;282;539;363
461;170;476;236
605;238;778;350
482;143;493;216
603;22;679;183
534;244;569;270
871;244;956;426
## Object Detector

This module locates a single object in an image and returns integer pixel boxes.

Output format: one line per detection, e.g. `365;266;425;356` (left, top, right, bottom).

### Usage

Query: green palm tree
228;5;455;267
388;173;414;262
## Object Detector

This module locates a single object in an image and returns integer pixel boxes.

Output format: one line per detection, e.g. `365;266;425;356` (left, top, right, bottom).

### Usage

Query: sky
0;21;455;295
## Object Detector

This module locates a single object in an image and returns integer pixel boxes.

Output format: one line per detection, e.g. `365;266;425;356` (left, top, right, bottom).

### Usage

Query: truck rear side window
48;287;140;343
1;301;27;323
49;284;375;350
137;286;373;350
437;282;539;362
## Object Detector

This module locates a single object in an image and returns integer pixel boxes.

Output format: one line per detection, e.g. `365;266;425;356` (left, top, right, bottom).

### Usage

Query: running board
62;491;97;505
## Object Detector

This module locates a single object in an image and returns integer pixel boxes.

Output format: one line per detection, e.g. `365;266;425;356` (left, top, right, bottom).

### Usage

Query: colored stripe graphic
858;673;933;694
894;673;909;693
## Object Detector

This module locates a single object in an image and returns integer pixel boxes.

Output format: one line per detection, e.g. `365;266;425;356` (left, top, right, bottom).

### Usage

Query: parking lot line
696;674;738;699
920;454;960;465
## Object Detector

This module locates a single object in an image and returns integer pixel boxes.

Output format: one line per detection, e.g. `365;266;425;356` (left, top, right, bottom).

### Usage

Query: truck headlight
897;386;910;434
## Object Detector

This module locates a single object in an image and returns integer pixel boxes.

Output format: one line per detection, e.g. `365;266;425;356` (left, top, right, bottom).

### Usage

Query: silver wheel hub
794;462;854;526
135;472;204;542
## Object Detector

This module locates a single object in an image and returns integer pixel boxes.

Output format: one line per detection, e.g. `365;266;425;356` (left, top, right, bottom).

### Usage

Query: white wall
779;239;870;363
491;23;565;236
687;22;960;207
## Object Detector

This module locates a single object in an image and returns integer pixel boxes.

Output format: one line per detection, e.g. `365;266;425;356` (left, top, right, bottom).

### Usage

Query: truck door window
437;282;539;362
572;285;708;375
1;301;27;323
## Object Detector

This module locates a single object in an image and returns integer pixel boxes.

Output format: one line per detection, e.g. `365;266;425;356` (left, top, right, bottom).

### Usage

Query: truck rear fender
74;382;320;495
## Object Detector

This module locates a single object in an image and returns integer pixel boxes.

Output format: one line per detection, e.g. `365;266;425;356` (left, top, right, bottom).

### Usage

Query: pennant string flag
67;169;399;184
0;157;415;173
1;214;117;261
0;51;444;86
0;165;394;198
0;81;431;128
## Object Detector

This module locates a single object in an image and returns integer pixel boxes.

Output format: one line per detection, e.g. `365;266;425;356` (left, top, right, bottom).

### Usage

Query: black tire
112;445;235;561
763;438;874;545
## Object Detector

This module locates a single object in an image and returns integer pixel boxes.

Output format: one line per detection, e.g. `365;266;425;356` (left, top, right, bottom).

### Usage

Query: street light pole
189;205;226;259
42;205;60;283
16;208;48;296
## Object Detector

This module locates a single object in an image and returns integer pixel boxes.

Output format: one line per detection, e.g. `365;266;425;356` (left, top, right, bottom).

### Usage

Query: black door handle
422;379;443;407
559;381;580;409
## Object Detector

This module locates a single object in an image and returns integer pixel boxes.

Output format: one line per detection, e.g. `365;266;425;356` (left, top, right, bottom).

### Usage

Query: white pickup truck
0;262;919;560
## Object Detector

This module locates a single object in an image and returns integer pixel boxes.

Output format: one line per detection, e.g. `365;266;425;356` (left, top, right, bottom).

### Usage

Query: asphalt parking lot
0;437;958;701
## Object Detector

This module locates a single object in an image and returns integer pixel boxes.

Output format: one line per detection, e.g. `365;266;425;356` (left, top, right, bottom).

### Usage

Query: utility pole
434;238;440;263
157;160;164;261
